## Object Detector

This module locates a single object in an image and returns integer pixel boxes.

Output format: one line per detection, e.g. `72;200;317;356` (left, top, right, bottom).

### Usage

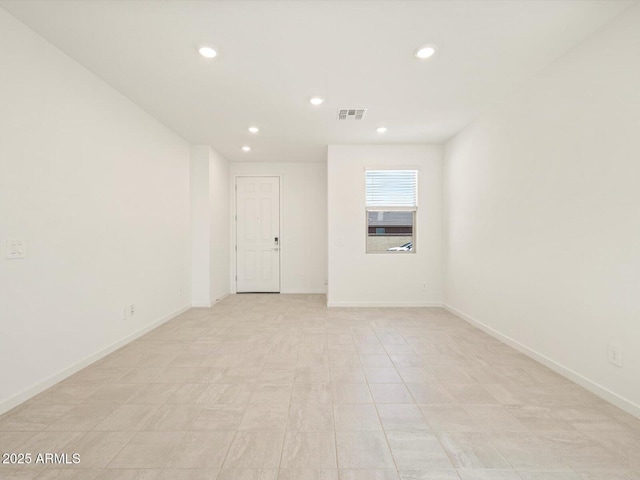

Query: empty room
1;1;639;479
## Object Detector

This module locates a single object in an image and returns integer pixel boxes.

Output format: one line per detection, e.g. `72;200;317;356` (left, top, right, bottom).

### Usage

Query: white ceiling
1;0;634;162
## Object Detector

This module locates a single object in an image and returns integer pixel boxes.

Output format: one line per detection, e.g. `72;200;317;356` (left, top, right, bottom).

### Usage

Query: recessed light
376;127;387;134
414;45;436;59
309;97;325;106
248;126;259;134
242;146;251;152
198;47;217;58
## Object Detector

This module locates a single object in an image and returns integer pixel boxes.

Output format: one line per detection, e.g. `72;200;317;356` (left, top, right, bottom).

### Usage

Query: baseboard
213;292;230;304
443;303;640;419
327;301;443;307
0;304;191;416
191;302;212;308
282;290;328;294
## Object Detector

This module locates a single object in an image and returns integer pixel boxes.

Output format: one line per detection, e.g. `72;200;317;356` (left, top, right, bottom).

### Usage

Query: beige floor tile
292;384;332;403
264;354;298;369
335;431;394;469
355;344;387;355
0;404;75;431
203;384;254;405
18;430;86;457
370;384;415;404
405;383;454;405
397;471;460;480
360;355;394;367
456;470;522;480
69;367;130;384
462;405;528;432
165;384;209;404
333;404;382;431
216;469;278;480
281;431;337;468
108;431;185;469
383;344;417;355
0;431;36;451
488;433;570;470
125;384;180;405
224;431;284;468
88;384;146;404
386;431;452;469
154;367;214;384
142;404;201;431
377;404;430;431
287;403;334;431
438;432;510;468
516;472;581;480
95;404;161;431
330;367;367;384
0;470;39;480
33;470;103;480
389;355;424;368
331;384;372;404
155;470;216;480
258;369;295;384
396;368;438;384
429;366;478;385
5;295;637;480
70;431;136;468
339;470;399;480
117;368;163;384
278;469;338;480
419;405;478;433
95;470;161;480
504;405;575;432
250;385;292;404
576;472;640;480
364;367;403;384
240;404;289;431
294;368;331;384
538;432;630;470
328;354;361;367
33;384;102;404
444;384;499;405
165;431;234;469
46;403;118;431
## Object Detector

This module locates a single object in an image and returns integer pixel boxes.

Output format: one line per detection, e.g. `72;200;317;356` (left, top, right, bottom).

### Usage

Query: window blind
365;170;418;208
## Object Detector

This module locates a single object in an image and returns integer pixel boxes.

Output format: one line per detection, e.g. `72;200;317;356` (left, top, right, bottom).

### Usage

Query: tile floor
1;294;639;480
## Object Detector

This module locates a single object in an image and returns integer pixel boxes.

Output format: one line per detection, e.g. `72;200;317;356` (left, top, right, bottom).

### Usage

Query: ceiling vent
337;108;366;120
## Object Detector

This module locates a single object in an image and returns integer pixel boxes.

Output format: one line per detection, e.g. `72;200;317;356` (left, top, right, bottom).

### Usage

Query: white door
236;176;280;292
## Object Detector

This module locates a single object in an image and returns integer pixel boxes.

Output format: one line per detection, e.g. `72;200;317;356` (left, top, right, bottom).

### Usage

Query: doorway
235;176;281;292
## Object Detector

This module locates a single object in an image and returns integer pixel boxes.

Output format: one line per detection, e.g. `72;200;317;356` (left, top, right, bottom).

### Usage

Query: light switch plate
6;239;26;259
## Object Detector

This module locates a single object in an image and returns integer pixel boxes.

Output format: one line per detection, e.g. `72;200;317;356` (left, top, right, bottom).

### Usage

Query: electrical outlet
422;282;428;291
130;304;135;317
122;307;128;320
608;343;622;367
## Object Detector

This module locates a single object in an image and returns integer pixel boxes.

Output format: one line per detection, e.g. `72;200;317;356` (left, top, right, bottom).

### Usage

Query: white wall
209;149;230;302
230;162;327;294
327;145;443;307
190;145;230;306
190;146;211;306
0;9;191;413
443;5;640;416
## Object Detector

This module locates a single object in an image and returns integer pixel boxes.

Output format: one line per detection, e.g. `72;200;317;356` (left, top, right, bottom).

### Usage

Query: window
365;169;417;253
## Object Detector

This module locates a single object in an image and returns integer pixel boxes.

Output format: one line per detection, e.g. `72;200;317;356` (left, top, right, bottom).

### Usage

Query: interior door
236;176;280;292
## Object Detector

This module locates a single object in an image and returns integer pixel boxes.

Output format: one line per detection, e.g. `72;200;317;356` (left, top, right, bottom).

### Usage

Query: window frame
364;168;418;255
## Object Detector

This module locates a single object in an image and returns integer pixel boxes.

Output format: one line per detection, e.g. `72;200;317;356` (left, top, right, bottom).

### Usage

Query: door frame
231;174;283;294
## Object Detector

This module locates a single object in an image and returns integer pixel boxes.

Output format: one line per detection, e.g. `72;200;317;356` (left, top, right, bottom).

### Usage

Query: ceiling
1;0;634;162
